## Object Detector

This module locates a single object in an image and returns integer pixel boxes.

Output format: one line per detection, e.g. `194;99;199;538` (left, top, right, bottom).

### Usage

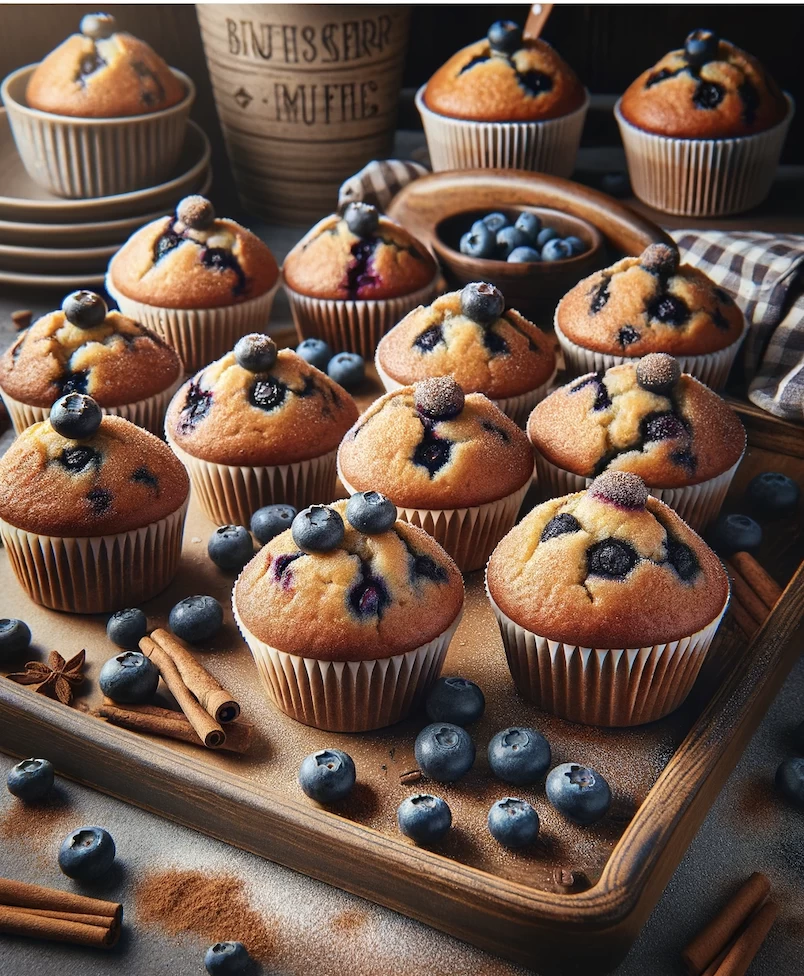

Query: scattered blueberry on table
99;651;159;704
0;618;32;659
250;504;296;544
345;491;397;534
775;757;804;809
208;525;254;572
58;826;116;880
327;351;365;389
204;941;253;976
295;337;332;372
6;758;54;802
487;797;540;849
298;749;356;803
708;513;763;556
458;211;588;264
291;505;345;552
546;763;612;825
745;472;800;518
106;608;147;650
414;723;475;783
397;793;452;846
168;596;224;643
488;727;551;786
425;677;485;726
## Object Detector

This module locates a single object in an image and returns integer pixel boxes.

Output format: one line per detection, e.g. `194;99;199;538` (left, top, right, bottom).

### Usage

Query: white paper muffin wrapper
415;85;589;177
283;275;440;360
486;586;728;727
614;96;794;218
233;601;462;732
0;500;188;614
167;435;339;527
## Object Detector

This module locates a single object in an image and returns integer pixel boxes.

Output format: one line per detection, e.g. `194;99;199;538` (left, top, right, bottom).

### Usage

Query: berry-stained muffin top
487;471;729;648
282;202;437;302
338;377;533;509
165;337;358;466
234;498;463;661
26;13;185;118
0;395;188;537
556;243;744;357
620;30;788;138
0;291;180;408
376;283;557;399
528;355;745;487
425;20;585;122
108;196;279;310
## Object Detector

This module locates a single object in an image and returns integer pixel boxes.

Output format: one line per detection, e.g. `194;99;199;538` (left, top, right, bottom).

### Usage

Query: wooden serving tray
0;367;802;976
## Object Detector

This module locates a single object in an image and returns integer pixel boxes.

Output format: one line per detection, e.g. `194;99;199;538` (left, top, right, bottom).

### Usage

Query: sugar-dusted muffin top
108;196;279;310
621;30;788;139
0;412;188;537
556;243;744;357
424;20;585;122
26;13;185;118
376;284;557;399
487;471;729;648
528;355;745;487
338;378;533;509
235;499;463;661
282;202;437;302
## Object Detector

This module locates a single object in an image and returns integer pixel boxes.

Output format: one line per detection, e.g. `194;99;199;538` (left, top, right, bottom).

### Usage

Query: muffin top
338;377;533;509
235;498;464;661
282;202;437;301
108;196;279;310
165;337;358;466
487;471;729;648
26;13;185;118
0;398;188;537
0;291;180;408
528;355;745;487
424;20;585;122
376;283;557;399
620;29;787;138
556;243;744;357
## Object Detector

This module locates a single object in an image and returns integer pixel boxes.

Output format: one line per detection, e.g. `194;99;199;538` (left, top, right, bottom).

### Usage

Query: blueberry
536;227;559;248
343;201;379;238
513;212;542;242
487;797;539;849
50;393;102;439
546;763;612;825
58;826;116;880
80;12;117;40
208;525;254;572
346;491;397;534
414;723;475;783
250;504;296;544
295;338;332;372
7;759;54;802
541;239;574;262
488;727;551;786
684;29;720;67
177;195;216;230
414;376;465;420
564;236;587;255
204;942;252;975
298;749;356;803
98;651;159;704
496;225;530;259
106;608;147;649
507;246;541;264
482;212;509;234
234;333;277;373
600;171;632;198
425;677;485;726
0;618;31;659
397;793;452;845
708;514;762;556
775;757;804;809
488;20;522;55
459;222;496;259
291;505;345;552
792;720;804;754
460;281;505;325
327;352;365;389
169;595;224;643
62;290;107;329
745;472;800;518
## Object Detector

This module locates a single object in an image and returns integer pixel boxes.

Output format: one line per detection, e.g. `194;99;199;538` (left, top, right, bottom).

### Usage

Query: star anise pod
7;650;86;706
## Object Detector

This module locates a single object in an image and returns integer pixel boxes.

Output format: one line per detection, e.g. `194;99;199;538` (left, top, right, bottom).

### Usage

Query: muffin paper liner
283;275;440;360
415;85;589;177
233;601;462;732
167;435;339;528
486;585;729;727
106;278;280;375
0;500;188;614
614;96;794;218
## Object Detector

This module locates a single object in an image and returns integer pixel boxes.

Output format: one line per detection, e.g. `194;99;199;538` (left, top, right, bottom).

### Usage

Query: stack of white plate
0;109;211;289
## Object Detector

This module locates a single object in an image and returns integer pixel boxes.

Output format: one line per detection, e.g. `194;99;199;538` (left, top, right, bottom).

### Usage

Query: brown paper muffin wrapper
531;447;743;532
487;586;728;727
415;85;589;177
0;500;188;614
233;601;462;732
167;435;339;527
614;96;794;217
283;275;440;360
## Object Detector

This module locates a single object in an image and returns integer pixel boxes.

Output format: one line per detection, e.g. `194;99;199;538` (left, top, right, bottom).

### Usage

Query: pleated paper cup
233;599;462;732
0;500;188;614
106;277;280;374
487;585;728;727
2;65;195;199
614;95;794;217
416;85;589;177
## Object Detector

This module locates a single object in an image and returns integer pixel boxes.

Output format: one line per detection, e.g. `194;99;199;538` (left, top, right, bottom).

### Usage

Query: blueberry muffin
234;496;464;731
487;470;729;726
0;394;189;613
375;283;557;425
0;290;181;435
165;335;358;526
554;243;746;389
106;196;280;372
337;376;533;572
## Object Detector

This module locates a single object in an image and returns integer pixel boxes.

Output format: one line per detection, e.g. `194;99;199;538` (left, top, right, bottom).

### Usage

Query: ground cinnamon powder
0;792;70;845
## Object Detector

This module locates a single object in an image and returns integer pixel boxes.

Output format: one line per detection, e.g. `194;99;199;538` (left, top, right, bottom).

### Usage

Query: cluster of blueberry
294;337;364;390
459;211;588;264
707;471;799;556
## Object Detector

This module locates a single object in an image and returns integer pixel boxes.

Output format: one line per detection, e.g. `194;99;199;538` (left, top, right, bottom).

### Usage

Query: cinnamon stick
12;907;115;928
0;878;121;922
726;563;770;626
729;598;758;640
0;906;119;947
149;628;240;724
97;700;253;754
714;900;777;976
701;945;730;976
523;2;554;40
0;878;122;949
730;552;783;610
